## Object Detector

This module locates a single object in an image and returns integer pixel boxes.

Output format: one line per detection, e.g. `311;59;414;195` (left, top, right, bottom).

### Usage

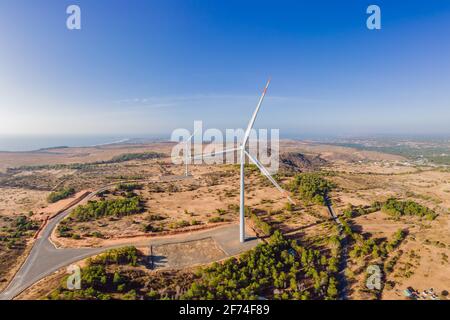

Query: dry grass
1;140;449;300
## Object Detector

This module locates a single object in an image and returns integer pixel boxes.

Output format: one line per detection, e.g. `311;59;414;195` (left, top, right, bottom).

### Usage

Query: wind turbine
194;79;295;243
183;130;197;176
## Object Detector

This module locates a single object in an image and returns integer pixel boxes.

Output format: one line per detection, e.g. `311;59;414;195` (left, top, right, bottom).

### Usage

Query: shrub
250;213;273;236
14;215;38;232
47;187;75;203
116;183;142;192
208;217;225;223
89;246;139;266
169;220;191;229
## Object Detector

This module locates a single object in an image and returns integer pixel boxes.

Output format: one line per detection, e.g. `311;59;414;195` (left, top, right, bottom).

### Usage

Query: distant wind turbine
183;130;197;177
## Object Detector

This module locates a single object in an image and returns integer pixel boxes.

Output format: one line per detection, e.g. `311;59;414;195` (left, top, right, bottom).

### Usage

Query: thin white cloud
112;94;328;108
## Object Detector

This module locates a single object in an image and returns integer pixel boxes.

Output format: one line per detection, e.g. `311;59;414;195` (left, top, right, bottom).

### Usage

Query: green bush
71;233;81;240
250;213;273;236
169;220;191;229
47;187;75;203
343;202;382;219
57;223;72;238
116;183;142;192
89;246;139;266
208;217;225;223
14;215;38;232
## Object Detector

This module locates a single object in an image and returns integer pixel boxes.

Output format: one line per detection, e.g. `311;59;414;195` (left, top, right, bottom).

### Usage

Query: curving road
0;178;259;300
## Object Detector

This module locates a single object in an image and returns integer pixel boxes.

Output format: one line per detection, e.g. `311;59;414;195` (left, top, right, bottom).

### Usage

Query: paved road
0;186;108;300
0;179;259;300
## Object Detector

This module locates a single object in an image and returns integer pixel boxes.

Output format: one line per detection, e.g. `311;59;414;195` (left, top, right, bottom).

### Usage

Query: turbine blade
192;147;240;161
184;129;198;165
185;129;198;143
242;78;271;147
245;150;295;204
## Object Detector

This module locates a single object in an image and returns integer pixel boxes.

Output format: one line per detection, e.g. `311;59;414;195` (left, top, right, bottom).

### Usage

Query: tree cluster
342;219;406;260
182;231;339;300
382;198;437;220
289;173;333;206
70;197;144;222
116;183;142;192
48;247;140;300
47;187;76;203
343;202;382;219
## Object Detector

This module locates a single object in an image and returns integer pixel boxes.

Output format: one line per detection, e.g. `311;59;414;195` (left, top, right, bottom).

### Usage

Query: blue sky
0;0;449;137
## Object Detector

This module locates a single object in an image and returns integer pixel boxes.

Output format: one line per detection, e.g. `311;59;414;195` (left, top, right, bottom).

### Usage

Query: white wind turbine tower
183;130;197;176
194;79;295;243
